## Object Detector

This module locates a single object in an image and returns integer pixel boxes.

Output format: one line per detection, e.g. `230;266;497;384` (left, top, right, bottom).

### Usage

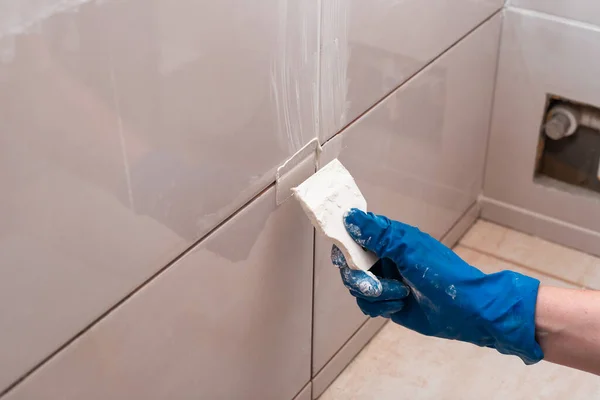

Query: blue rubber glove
333;209;544;365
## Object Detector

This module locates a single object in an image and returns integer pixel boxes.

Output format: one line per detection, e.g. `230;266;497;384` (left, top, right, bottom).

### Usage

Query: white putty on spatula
292;159;378;271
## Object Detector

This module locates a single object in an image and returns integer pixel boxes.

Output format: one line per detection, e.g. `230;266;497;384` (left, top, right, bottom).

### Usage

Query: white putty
320;0;350;137
271;0;319;155
293;159;377;271
446;285;457;300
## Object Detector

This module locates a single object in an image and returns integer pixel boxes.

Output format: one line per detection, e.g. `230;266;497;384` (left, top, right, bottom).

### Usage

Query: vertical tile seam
309;0;322;381
478;10;505;202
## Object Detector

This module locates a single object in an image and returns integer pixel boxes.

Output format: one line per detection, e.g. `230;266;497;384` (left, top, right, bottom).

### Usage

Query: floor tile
320;323;600;400
460;220;600;289
454;246;577;289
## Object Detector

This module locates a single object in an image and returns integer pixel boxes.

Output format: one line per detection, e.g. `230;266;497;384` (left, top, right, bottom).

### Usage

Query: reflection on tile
312;18;501;376
320;322;600;400
461;221;600;289
320;0;503;140
321;15;501;240
4;187;313;400
0;0;319;391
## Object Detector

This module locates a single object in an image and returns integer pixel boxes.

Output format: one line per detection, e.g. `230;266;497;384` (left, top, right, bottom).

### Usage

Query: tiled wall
0;1;502;398
483;1;600;258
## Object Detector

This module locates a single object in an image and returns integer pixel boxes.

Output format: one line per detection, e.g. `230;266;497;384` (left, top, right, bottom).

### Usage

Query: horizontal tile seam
312;317;370;378
480;196;600;239
506;5;600;32
440;202;480;245
312;319;388;398
0;182;276;398
458;244;588;289
321;7;503;146
0;6;502;396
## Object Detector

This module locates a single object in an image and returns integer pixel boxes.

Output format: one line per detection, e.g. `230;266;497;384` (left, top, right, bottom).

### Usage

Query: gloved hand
333;209;544;365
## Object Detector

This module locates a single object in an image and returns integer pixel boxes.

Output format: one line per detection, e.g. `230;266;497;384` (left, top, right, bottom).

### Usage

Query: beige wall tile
461;221;600;289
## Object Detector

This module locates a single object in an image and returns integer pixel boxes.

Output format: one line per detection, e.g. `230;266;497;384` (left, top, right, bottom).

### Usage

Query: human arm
336;208;600;375
536;286;600;375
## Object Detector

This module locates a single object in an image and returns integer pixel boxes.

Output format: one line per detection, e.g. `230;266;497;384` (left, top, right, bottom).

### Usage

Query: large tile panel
483;9;600;239
3;186;313;400
320;0;503;141
0;0;318;390
509;0;600;27
312;15;501;381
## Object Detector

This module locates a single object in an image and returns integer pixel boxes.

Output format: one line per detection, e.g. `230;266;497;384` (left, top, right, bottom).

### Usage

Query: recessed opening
535;95;600;195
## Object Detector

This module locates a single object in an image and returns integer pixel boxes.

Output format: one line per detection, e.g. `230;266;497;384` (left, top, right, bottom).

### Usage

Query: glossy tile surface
312;229;368;375
0;0;318;390
509;0;600;27
312;318;387;399
461;220;600;289
320;0;503;141
322;15;500;238
321;238;600;400
4;187;313;400
484;9;600;240
312;17;501;379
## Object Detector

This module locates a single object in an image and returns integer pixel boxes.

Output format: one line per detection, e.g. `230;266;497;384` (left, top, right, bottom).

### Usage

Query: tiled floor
320;220;600;400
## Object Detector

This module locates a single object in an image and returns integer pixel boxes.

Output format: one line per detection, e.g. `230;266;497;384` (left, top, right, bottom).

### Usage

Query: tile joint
276;138;322;205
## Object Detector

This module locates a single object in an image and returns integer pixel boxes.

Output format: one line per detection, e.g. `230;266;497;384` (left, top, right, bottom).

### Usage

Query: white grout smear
270;0;320;156
320;0;350;139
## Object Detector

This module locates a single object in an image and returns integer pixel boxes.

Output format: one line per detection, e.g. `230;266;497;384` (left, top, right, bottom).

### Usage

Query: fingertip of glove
343;208;365;235
356;298;405;318
343;209;379;246
380;278;411;299
330;245;346;268
340;267;383;298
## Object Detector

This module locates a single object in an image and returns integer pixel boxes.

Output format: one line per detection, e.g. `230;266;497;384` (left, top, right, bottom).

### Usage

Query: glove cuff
486;271;544;365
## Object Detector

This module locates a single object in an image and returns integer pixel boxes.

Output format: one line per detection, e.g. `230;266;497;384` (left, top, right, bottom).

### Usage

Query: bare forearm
535;286;600;375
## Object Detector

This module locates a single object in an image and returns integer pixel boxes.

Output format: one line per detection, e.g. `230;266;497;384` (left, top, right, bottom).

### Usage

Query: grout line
309;228;316;380
506;5;600;32
321;8;504;147
309;167;318;381
1;7;504;397
479;197;600;247
0;182;276;398
458;243;586;289
312;317;370;378
291;381;312;400
440;202;479;246
316;0;323;143
314;319;389;397
478;9;504;199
